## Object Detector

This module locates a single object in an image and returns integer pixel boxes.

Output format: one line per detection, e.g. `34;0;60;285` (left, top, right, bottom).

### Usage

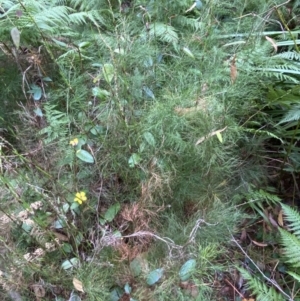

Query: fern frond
279;106;300;124
273;51;300;61
288;271;300;282
149;22;179;45
238;268;284;301
39;104;69;144
242;128;284;144
68;10;108;27
34;6;70;31
257;64;300;75
279;228;300;267
174;15;203;30
281;204;300;237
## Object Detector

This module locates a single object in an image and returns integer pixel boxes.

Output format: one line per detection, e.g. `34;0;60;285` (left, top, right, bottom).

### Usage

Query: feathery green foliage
1;0;300;300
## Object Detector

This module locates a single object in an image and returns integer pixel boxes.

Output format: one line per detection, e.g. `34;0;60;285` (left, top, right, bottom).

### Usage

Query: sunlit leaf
216;132;223;143
61;258;79;270
76;149;94;163
78;41;90;48
114;48;125;55
183;47;195;59
195;127;227;145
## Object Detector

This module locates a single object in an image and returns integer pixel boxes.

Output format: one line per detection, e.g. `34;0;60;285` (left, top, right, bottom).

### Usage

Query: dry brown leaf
252;240;268;247
201;83;208;94
278;209;284;227
73;277;84;292
230;55;237;84
31;284;45;301
268;213;278;228
195;126;227;145
179;281;189;289
53;231;69;241
174;106;203;115
265;36;278;53
240;229;247;242
242;299;255;301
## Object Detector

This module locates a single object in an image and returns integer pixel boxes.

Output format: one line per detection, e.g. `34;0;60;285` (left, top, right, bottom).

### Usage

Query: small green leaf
63;203;70;213
62;243;73;253
99;218;106;225
78;41;90;48
124;283;131;294
130;258;142;277
143;86;155;99
76;149;94;163
52;38;68;48
90;125;105;135
104;203;121;222
22;221;33;233
34;108;43;117
11;27;20;48
110;288;123;301
195;0;203;10
103;63;114;83
70;202;80;212
69;294;81;301
42;77;52;82
146;268;164;285
113;230;122;238
92;87;110;99
143;132;155;146
114;48;125;55
216;132;223;143
53;219;66;229
179;259;196;281
28;85;42;101
183;47;195;59
128;153;141;168
61;258;79;270
75;232;83;245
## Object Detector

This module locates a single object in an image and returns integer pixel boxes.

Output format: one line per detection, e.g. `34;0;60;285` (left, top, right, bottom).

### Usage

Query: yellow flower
74;191;87;205
70;138;79;146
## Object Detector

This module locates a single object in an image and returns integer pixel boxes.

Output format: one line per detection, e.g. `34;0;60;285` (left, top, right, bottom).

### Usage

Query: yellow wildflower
74;191;87;205
70;138;79;146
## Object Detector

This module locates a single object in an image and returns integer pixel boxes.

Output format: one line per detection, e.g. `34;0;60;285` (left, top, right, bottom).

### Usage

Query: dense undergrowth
1;0;300;300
